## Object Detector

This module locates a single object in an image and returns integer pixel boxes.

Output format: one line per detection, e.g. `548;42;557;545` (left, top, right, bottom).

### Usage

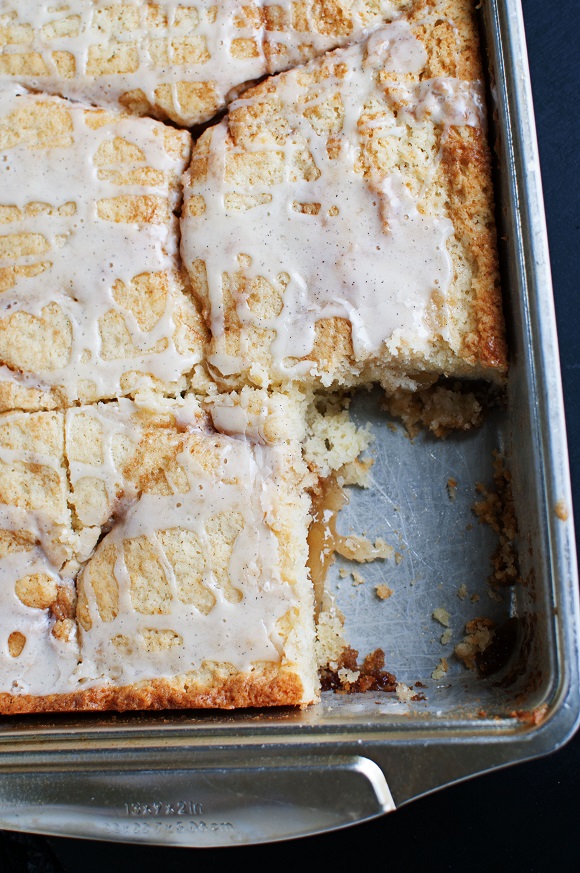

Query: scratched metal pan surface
0;0;578;848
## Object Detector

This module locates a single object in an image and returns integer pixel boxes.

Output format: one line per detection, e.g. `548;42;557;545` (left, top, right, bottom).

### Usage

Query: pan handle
0;754;394;846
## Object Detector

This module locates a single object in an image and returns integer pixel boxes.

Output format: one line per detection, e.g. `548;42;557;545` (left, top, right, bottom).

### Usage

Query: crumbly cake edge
0;668;309;714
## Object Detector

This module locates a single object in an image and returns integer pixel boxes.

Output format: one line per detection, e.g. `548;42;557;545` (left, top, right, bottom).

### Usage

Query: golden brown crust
405;0;508;378
409;0;483;81
433;0;507;375
441;126;507;372
0;670;305;714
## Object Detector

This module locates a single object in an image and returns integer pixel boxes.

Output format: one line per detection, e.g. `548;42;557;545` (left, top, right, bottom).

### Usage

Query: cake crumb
338;456;374;488
320;647;397;694
375;584;393;600
473;451;519;587
338;567;348;578
431;658;449;680
338;667;360;685
396;682;414;703
440;628;452;645
447;477;458;501
394;551;403;564
352;570;365;586
384;384;483;439
454;618;495;670
471;593;480;603
337;534;394;563
433;607;450;627
457;584;468;600
305;401;373;479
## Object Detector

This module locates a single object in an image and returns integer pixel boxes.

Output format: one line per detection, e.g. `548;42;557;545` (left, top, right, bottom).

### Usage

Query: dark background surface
1;0;579;869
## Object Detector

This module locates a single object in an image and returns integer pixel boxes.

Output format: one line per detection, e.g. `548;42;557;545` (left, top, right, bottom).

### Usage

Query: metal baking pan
0;0;578;847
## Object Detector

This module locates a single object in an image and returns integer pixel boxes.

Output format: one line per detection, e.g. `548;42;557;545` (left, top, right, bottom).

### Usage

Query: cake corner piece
0;397;320;714
180;0;507;398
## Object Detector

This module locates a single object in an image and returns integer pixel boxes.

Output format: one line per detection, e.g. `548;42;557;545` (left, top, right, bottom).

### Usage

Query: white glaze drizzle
208;390;277;444
0;84;201;403
70;401;304;687
0;535;79;695
0;471;80;695
0;1;406;125
0;406;81;695
181;21;485;382
1;399;309;694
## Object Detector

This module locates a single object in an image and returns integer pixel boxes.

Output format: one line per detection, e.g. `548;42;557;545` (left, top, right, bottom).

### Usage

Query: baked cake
0;397;320;711
0;1;416;126
0;0;508;714
181;0;506;392
0;84;206;411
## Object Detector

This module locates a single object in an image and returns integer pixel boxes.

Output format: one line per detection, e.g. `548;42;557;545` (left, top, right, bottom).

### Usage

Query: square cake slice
0;397;320;712
0;1;413;127
0;84;207;412
181;0;507;394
